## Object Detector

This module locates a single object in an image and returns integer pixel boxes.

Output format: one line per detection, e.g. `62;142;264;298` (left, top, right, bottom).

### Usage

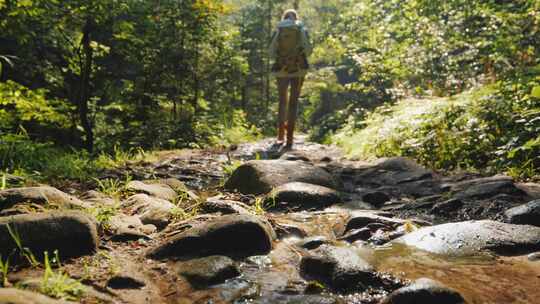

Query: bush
333;80;540;180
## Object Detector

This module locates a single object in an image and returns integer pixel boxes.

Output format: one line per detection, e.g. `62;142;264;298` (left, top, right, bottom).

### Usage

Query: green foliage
6;224;39;267
93;175;132;199
0;255;9;287
40;251;85;301
88;203;120;228
334;80;540;179
211;110;262;146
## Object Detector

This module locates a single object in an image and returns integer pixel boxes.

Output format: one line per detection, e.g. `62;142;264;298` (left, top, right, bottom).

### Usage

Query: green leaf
531;86;540;99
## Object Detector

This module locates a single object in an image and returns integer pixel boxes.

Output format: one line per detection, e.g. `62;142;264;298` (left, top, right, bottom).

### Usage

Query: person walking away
269;9;312;151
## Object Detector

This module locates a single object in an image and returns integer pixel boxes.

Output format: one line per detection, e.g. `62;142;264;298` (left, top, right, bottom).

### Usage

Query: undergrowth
0;132;153;185
40;251;85;301
333;80;540;180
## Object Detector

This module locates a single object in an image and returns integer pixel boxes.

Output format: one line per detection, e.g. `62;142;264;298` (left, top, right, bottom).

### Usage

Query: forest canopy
1;0;539;181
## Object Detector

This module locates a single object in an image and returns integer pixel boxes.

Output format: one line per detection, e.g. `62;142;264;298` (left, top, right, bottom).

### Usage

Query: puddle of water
371;243;540;304
273;211;540;304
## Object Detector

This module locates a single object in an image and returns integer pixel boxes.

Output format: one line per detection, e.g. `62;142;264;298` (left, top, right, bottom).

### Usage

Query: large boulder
300;245;381;292
267;182;341;211
454;180;526;200
349;157;443;198
354;157;433;186
380;278;465;304
0;187;90;214
126;180;178;201
224;160;337;195
122;194;175;229
175;255;240;287
0;211;98;260
0;288;74;304
504;200;540;226
393;220;540;256
147;214;276;260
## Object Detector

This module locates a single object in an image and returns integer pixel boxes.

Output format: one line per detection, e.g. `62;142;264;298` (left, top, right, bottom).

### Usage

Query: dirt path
2;137;540;304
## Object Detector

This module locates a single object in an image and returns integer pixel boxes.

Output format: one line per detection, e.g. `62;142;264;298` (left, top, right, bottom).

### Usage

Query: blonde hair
281;9;299;21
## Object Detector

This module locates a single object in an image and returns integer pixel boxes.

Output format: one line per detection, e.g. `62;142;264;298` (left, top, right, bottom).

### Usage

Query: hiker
269;9;312;150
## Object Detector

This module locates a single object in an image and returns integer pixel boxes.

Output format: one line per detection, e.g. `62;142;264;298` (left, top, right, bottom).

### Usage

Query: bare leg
286;77;304;147
277;77;290;142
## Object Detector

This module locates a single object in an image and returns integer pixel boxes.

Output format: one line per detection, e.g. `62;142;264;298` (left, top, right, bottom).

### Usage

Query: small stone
505;200;540;227
380;278;465;304
202;197;252;215
528;252;540;261
126;180;177;201
107;274;146;289
123;194;175;229
175;255;240;287
298;236;329;250
268;182;341;211
431;199;463;214
362;191;390;207
338;228;372;243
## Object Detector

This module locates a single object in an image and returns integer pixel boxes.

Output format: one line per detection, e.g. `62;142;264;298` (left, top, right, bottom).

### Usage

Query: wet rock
268;182;341;211
394;220;540;256
175;255;240;287
0;211;98;261
107;273;146;289
362;191;390;207
368;229;405;245
279;151;312;162
454;180;525;200
356;158;433;185
340;213;404;235
504;200;540;226
0;186;90;213
126;180;177;201
253;294;339;304
147;214;275;260
380;278;465;304
528;252;540;261
431;199;463;214
338;227;372;243
0;288;74;304
274;222;307;239
224;160;337;195
298;236;330;250
123;194;175;229
201;196;252;215
300;245;380;292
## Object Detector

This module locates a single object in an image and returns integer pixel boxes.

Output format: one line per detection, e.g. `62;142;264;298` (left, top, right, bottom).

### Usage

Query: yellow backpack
272;25;308;74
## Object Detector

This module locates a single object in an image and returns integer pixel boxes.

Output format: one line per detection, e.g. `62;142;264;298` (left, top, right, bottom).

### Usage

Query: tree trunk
265;0;273;116
79;19;94;153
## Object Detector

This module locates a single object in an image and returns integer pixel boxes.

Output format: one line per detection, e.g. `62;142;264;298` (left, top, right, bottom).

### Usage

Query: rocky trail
1;137;540;304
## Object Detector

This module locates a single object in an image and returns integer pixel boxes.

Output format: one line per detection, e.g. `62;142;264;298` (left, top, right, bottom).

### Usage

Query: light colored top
269;20;313;78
